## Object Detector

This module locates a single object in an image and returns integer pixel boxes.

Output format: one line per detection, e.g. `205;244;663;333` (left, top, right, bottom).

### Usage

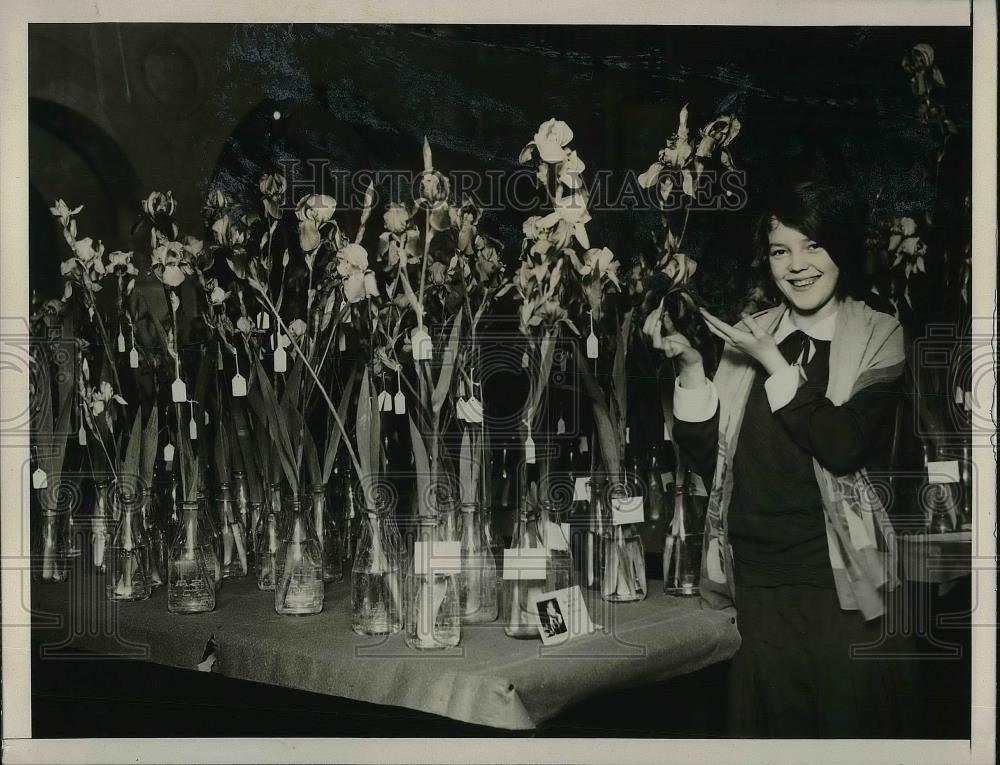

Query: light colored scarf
699;296;905;620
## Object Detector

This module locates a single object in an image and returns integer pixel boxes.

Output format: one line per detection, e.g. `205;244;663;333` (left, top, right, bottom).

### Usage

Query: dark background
28;23;974;740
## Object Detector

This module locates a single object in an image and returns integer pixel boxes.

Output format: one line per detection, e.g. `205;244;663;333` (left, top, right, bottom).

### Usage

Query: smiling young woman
644;180;919;738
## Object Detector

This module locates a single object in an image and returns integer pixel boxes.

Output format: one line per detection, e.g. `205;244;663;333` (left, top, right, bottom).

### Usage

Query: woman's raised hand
643;301;707;388
698;309;788;376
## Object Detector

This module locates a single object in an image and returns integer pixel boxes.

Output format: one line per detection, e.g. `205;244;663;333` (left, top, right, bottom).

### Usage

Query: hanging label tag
954;386;964;405
394;390;406;415
524;435;536;464
338;332;347;351
690;473;709;497
32;468;48;490
586;333;599;359
465;396;483;424
78;425;87;445
378;390;393;412
502;548;547;580
273;346;287;373
129;348;140;369
573;476;590;502
963;391;972;412
411;327;433;361
556;417;566;435
456;397;468;421
258;311;270;330
278;333;291;349
189;416;198;441
117;331;126;353
414;540;462;575
661;471;675;491
521;351;529;368
232;373;248;398
625;426;630;444
611;495;644;525
204;410;211;425
163;443;175;463
171;378;187;403
927;460;960;484
545;519;569;551
579;435;588;454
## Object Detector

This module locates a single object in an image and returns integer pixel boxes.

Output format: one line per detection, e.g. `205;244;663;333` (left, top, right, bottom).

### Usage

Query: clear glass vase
503;500;547;639
197;491;223;586
255;507;281;591
663;473;703;596
311;483;344;584
107;489;152;602
274;493;324;615
91;480;112;573
34;511;69;583
601;483;646;603
404;517;461;649
233;470;255;572
458;502;498;624
351;500;403;636
542;500;573;593
582;477;606;591
167;500;217;614
216;483;248;579
141;486;167;589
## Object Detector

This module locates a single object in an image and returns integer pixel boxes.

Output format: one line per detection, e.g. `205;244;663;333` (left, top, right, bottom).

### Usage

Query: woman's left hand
699;309;789;376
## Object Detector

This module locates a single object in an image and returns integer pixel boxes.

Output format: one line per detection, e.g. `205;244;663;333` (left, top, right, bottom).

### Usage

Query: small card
338;332;347;351
465;397;483;424
524;435;535;464
411;327;433;361
521;351;529;368
189;416;198;441
163;443;175;462
78;425;87;445
556;417;566;435
117;331;126;353
204;410;210;425
578;435;588;454
502;548;547;580
545;519;569;552
232;373;248;398
32;468;48;490
171;377;187;403
573;476;590;502
586;333;599;359
129;348;140;369
611;495;644;525
690;472;708;497
532;586;595;645
378;390;392;412
660;471;675;490
927;460;960;484
394;390;406;415
273;346;287;373
413;540;462;576
455;397;469;421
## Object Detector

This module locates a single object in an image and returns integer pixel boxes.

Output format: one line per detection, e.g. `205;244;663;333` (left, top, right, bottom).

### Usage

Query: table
32;575;741;731
899;531;972;595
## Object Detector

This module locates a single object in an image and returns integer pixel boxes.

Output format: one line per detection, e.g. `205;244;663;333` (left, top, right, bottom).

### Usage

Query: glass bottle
65;481;84;559
34;511;69;583
216;483;248;579
663;471;703;596
959;443;973;530
458;501;498;623
274;494;324;615
107;488;152;602
255;506;281;591
351;498;403;636
167;500;217;614
404;516;461;649
503;498;546;639
233;470;255;571
542;500;573;593
646;445;667;522
91;479;112;573
311;483;343;584
197;490;223;585
341;472;359;565
601;482;646;603
143;473;168;589
582;476;606;591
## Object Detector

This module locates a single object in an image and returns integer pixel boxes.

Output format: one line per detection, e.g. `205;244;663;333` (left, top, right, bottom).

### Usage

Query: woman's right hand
642;301;707;388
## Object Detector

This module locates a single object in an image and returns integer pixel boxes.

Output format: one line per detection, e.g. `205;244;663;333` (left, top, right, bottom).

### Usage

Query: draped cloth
699;297;906;620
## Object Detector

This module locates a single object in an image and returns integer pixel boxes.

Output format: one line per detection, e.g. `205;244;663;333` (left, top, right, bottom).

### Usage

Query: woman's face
767;220;840;317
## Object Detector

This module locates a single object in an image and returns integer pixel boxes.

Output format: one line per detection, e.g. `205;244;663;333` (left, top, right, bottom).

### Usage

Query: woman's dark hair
750;180;869;301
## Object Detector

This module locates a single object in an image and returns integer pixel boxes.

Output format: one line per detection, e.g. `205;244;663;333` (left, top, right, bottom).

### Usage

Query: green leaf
122;410;144;493
252;357;299;493
580;359;621;479
408;413;431;515
321;367;357;483
431;311;463;417
139;406;159;491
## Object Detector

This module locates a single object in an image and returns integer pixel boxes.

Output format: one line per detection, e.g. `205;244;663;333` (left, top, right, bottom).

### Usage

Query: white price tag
394;390;406;415
338;332;347;351
927;460;960;484
273;346;287;373
579;435;588;454
78;425;87;445
163;443;175;463
129;348;140;369
189;416;198;441
32;468;48;490
455;397;468;421
204;410;210;425
171;378;187;403
413;540;462;575
611;495;644;525
117;332;126;353
232;374;248;397
586;333;599;359
258;311;270;330
690;473;708;497
502;548;547;580
411;327;433;361
556;417;566;435
378;390;392;412
573;476;590;502
954;386;964;405
465;396;483;424
660;471;675;491
545;519;570;551
524;435;536;464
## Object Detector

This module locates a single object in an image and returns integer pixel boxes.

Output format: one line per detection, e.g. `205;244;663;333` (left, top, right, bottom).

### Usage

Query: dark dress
674;330;918;738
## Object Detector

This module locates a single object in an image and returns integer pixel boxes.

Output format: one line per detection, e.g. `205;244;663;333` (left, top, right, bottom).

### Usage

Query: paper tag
579;435;588;454
502;548;547;580
963;391;971;412
171;378;187;403
129;348;140;369
338;332;347;351
465;397;483;424
611;495;644;525
412;540;461;575
204;410;211;425
278;333;291;349
545;520;570;551
573;476;590;502
660;471;675;491
394;390;406;415
521;351;529;368
625;426;630;444
378;390;393;412
258;311;270;330
927;460;960;484
532;586;595;645
411;327;433;361
706;538;726;583
456;397;468;421
273;346;287;373
78;425;87;445
524;435;536;464
232;373;247;397
163;443;175;463
556;417;566;435
117;331;126;353
954;386;964;405
690;473;708;497
586;333;599;359
189;416;198;441
32;468;48;490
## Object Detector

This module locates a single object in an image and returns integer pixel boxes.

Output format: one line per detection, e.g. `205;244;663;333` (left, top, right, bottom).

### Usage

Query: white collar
773;306;838;343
